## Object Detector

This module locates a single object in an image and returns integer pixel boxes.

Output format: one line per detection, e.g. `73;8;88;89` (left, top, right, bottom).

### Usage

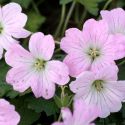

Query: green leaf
0;60;19;98
11;0;32;9
54;94;73;108
76;0;104;16
26;96;59;116
11;96;40;125
60;0;73;5
118;65;125;80
26;11;46;32
54;95;62;108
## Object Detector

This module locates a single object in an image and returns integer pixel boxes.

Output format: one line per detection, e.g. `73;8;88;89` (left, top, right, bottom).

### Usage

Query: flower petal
46;60;69;85
73;99;98;124
5;44;34;67
31;71;56;99
0;99;20;125
29;32;55;60
95;65;118;81
64;54;91;77
8;28;31;38
6;66;33;92
101;8;125;34
0;35;19;50
60;28;83;54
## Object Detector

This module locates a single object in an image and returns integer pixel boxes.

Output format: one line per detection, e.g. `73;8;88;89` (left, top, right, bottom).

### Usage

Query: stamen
92;80;104;91
34;59;46;71
88;48;100;60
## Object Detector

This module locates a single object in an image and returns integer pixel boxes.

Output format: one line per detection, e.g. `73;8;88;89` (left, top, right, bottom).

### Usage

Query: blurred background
0;0;125;125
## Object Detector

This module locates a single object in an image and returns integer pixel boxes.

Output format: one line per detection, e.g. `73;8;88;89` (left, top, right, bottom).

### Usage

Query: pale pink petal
70;71;94;93
73;99;98;124
9;28;31;38
0;99;20;125
46;60;69;85
2;2;22;16
6;66;33;92
29;32;55;60
112;34;125;60
95;65;118;81
83;19;108;36
97;82;123;114
61;108;72;120
5;44;34;67
96;92;110;118
3;12;27;28
0;35;19;50
60;28;83;54
64;54;91;77
2;2;27;28
101;8;125;34
31;72;56;99
61;108;73;125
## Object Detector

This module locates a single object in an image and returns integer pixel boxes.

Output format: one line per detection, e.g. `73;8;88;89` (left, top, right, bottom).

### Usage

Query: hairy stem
55;4;66;38
62;1;76;36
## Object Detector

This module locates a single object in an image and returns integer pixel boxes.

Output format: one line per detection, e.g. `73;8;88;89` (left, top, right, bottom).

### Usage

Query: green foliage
11;0;32;9
60;0;73;5
54;94;73;108
26;11;46;32
26;96;59;116
76;0;104;15
11;96;41;125
0;60;19;98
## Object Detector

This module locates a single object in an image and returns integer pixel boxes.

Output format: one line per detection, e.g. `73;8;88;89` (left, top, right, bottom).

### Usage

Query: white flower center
87;47;100;60
34;59;46;71
92;80;104;91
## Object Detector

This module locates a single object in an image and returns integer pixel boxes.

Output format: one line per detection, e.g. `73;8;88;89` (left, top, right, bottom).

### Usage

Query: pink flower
0;99;20;125
0;2;30;59
52;99;98;125
101;8;125;35
101;8;125;59
70;65;125;118
61;19;123;77
5;32;69;99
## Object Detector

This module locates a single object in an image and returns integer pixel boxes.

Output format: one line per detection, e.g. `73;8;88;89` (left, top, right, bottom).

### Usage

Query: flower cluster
0;2;125;125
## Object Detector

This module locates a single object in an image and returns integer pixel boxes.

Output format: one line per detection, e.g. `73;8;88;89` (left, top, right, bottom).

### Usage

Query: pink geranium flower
0;99;20;125
5;32;69;99
52;99;98;125
61;19;124;77
70;65;125;118
101;8;125;59
101;8;125;35
0;2;30;59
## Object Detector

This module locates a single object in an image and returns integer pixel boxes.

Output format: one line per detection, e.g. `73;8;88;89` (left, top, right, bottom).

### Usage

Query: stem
67;95;74;107
32;0;40;15
74;4;79;24
103;0;112;10
55;41;60;45
118;60;125;66
58;112;62;121
78;9;87;28
98;0;112;20
62;1;76;36
54;5;66;38
55;48;61;53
